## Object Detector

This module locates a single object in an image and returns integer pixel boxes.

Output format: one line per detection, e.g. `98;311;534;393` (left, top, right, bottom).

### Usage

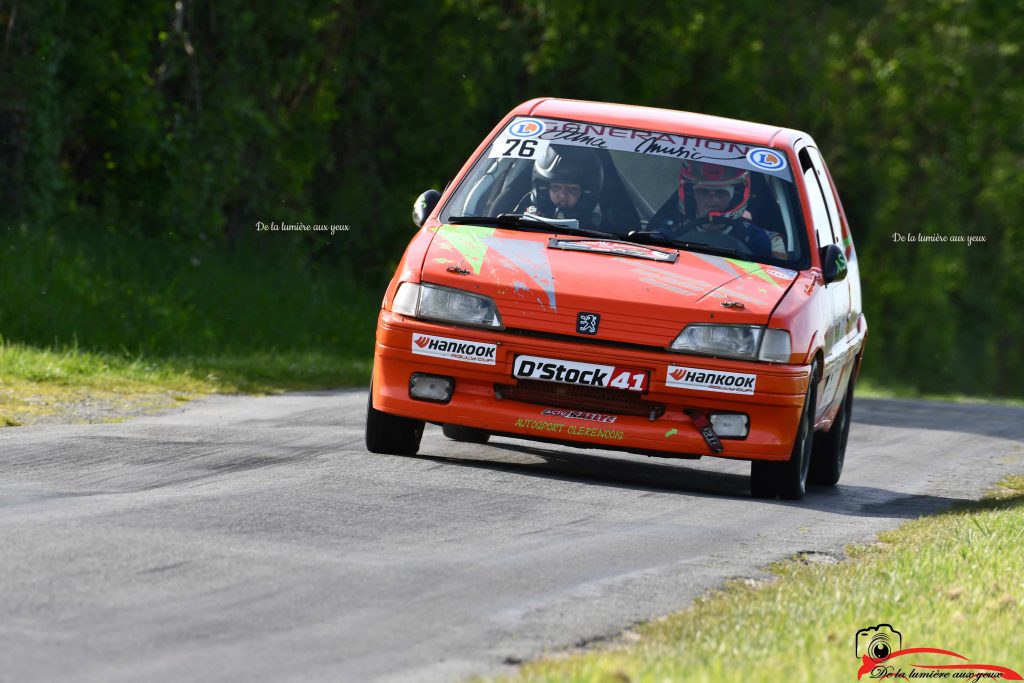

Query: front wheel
809;374;854;486
365;379;424;456
751;361;817;500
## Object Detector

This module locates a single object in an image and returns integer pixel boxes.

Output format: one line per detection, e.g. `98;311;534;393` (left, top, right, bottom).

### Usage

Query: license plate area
512;355;649;392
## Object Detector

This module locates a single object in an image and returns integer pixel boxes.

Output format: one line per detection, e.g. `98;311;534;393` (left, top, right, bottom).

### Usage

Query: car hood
422;224;799;347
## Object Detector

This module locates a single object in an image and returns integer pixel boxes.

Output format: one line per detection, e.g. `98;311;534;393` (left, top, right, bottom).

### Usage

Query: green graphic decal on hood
725;257;777;285
432;225;557;310
436;225;494;275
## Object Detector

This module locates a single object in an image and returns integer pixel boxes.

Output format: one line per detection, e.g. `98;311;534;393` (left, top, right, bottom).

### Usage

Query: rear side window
799;147;838;247
807;147;842;244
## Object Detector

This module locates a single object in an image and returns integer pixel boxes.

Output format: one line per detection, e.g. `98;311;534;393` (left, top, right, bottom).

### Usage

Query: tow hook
685;409;724;454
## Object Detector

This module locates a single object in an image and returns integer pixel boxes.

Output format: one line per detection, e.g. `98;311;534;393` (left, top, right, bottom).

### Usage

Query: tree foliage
1;0;1021;395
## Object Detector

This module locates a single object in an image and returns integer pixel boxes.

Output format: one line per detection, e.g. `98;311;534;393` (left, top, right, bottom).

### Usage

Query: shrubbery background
1;1;1021;395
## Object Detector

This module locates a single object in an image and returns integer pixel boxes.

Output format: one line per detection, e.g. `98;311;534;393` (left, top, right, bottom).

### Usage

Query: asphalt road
2;392;1023;682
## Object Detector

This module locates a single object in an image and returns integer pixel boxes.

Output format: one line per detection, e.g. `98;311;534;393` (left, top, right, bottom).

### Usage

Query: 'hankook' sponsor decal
411;333;497;365
666;366;756;395
513;355;648;392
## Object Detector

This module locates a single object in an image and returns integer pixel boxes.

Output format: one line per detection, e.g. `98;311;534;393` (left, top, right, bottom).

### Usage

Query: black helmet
530;145;604;220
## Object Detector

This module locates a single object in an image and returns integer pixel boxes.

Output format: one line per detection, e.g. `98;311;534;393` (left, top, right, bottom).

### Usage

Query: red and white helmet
678;161;751;219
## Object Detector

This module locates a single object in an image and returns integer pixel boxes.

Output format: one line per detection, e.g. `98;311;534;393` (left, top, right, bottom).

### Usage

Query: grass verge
0;225;382;357
501;476;1024;682
856;378;1024;408
0;226;380;426
0;342;371;426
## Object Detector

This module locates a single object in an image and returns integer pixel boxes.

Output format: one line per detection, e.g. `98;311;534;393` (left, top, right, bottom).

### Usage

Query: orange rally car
366;98;867;500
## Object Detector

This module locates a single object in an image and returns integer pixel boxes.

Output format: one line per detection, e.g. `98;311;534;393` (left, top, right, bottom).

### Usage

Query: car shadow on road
408;439;973;520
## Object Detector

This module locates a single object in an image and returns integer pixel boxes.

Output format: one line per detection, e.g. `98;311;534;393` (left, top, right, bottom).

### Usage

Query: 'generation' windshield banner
489;117;792;181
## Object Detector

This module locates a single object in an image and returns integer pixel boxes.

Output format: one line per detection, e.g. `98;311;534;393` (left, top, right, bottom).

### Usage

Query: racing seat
746;173;788;248
594;151;641;232
486;160;534;215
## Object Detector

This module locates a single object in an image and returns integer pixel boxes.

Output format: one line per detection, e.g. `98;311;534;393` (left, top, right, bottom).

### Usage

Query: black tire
809;375;854;486
749;461;778;498
442;424;491;444
750;361;818;500
365;380;424;456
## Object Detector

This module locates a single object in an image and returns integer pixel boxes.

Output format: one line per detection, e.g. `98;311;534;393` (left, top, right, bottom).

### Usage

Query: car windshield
440;116;811;269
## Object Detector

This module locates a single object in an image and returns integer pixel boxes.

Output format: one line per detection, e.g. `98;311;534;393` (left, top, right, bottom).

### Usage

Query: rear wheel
365;379;424;456
809;375;854;486
442;424;491;444
751;361;817;500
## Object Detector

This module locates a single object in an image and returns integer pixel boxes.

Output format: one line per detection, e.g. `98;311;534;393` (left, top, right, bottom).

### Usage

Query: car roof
514;98;804;148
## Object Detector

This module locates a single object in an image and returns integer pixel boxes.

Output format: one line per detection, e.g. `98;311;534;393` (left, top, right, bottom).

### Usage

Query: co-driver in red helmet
649;161;785;259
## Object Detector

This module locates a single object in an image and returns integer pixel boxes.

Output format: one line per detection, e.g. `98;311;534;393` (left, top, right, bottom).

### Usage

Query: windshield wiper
449;213;618;239
625;230;740;258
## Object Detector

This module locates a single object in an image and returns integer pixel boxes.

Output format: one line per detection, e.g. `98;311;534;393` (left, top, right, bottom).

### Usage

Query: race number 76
501;139;539;158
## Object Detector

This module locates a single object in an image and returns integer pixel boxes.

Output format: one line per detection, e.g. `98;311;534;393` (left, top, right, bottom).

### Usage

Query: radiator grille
496;380;665;419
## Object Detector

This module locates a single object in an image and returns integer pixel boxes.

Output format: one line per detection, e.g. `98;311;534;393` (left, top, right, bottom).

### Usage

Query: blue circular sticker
747;148;788;171
507;118;545;138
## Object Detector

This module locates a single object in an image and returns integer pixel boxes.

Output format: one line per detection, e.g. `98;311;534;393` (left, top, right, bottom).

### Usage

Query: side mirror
820;243;848;284
412;189;441;228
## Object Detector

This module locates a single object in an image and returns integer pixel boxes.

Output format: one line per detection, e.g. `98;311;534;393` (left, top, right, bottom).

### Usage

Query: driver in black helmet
515;145;606;228
650;161;785;259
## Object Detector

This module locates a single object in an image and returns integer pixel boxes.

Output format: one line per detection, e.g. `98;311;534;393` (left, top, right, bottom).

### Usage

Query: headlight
670;324;763;359
669;324;792;362
391;282;502;329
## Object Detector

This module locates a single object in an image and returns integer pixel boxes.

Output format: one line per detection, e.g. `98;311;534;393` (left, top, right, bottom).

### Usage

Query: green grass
0;225;379;425
502;477;1024;683
857;377;1024;408
0;342;372;424
0;224;381;356
0;342;372;393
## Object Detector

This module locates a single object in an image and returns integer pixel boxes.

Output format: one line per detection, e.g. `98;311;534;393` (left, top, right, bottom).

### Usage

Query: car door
819;151;864;366
797;142;853;422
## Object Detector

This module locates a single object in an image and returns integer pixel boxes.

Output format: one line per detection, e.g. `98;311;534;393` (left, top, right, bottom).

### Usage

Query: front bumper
372;311;810;461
